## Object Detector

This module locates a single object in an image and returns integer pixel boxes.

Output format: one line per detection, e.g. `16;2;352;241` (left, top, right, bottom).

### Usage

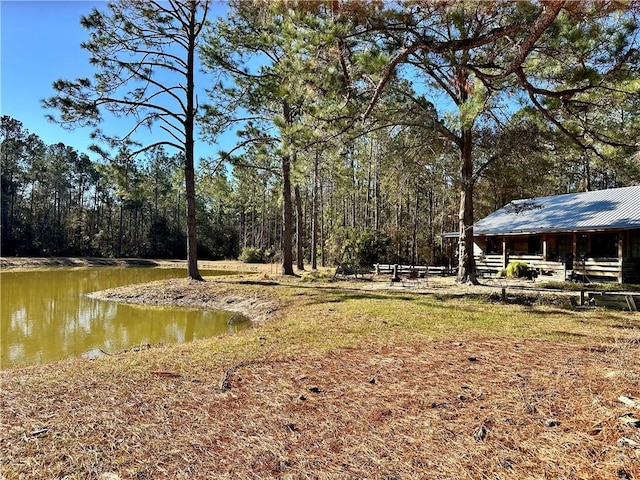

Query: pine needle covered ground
2;261;639;479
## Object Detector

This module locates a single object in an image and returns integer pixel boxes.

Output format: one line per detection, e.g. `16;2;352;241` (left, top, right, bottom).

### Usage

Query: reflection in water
0;268;249;369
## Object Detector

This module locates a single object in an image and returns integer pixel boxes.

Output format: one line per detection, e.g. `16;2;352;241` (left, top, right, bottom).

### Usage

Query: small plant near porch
506;261;535;279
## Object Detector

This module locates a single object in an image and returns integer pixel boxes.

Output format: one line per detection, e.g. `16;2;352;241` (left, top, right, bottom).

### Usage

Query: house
472;185;640;284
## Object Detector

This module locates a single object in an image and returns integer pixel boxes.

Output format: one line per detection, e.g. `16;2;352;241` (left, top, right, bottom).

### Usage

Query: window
631;230;640;258
590;233;618;258
485;237;502;254
528;236;541;255
556;235;572;261
507;237;529;254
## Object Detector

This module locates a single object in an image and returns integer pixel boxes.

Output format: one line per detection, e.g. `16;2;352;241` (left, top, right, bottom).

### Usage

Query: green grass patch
299;268;336;282
236;282;636;356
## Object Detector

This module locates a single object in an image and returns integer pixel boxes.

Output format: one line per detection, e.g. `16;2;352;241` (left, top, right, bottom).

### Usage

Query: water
0;267;249;369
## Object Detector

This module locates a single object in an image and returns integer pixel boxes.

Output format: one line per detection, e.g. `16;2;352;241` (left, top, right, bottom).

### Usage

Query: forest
2;1;639;279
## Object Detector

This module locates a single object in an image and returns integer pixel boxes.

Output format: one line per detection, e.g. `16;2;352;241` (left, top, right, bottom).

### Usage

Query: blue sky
1;0;229;162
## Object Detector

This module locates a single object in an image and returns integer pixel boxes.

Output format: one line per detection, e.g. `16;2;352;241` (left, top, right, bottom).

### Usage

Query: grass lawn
2;265;639;479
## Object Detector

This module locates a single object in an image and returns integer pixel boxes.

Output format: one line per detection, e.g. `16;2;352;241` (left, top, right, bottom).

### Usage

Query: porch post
572;233;578;273
618;233;624;284
502;237;508;269
542;235;548;261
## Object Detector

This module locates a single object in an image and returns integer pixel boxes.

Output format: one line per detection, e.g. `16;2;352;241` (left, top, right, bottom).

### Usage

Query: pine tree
43;0;210;279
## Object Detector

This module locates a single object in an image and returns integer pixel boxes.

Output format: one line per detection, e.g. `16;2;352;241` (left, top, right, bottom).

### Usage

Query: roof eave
475;225;640;236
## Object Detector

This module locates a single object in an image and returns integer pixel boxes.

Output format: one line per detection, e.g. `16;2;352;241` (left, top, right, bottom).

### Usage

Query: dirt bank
2;257;282;325
87;276;280;326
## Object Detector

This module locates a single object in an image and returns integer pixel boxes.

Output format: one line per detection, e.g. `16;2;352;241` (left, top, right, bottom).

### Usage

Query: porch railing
475;254;504;275
573;258;619;279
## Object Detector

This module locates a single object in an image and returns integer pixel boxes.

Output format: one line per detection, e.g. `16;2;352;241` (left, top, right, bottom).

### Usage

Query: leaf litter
2;337;639;479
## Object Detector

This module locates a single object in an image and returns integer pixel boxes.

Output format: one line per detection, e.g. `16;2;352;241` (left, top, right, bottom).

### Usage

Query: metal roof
474;185;640;236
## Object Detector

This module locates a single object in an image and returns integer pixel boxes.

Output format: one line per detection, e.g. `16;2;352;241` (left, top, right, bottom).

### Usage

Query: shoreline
0;256;276;273
86;276;281;326
1;256;283;326
2;255;583;306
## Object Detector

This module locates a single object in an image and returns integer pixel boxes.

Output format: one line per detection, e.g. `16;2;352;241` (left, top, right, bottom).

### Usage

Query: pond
0;267;249;369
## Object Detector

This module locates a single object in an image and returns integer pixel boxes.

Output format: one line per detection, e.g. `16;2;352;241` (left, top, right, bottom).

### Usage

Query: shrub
238;247;265;263
506;261;530;278
355;228;391;267
326;227;390;267
300;269;335;282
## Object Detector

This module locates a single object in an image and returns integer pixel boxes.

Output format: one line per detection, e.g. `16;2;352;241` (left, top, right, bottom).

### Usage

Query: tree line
1;116;236;259
2;1;639;282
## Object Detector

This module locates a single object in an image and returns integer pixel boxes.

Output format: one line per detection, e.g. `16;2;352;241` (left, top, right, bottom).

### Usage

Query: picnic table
375;264;429;287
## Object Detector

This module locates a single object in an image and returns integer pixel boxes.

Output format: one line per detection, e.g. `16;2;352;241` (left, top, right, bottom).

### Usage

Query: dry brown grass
2;260;640;479
3;338;639;479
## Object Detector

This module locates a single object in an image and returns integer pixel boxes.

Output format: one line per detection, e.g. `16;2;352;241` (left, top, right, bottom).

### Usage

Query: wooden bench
375;264;452;275
427;266;453;276
401;269;428;288
375;264;427;275
587;291;639;311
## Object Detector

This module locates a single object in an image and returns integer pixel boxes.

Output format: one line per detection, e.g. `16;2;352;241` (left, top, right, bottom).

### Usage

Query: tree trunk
280;98;295;276
294;183;305;270
428;188;434;265
250;183;256;246
580;152;591;192
76;176;85;251
9;190;15;246
457;126;477;284
366;141;372;228
412;179;419;265
281;152;295;275
93;182;99;240
118;201;124;257
351;154;357;229
320;171;326;267
311;151;319;270
261;179;267;249
374;150;380;231
184;2;202;280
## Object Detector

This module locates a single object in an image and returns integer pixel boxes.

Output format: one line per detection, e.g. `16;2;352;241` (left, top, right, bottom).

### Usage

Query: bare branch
129;140;184;157
492;1;566;80
361;22;527;121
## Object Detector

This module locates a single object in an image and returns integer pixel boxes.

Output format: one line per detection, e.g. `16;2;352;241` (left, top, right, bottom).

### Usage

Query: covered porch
474;229;640;284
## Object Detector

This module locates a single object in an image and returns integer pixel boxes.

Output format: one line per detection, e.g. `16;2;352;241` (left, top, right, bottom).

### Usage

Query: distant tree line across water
1;116;237;260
